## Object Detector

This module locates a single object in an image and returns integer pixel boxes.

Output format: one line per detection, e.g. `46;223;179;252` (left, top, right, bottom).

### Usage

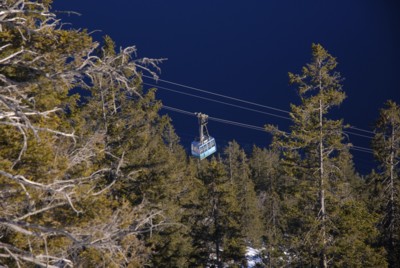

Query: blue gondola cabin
191;137;217;160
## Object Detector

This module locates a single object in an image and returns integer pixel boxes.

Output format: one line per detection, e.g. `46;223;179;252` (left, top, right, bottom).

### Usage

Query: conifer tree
267;44;385;267
372;100;400;267
0;1;165;266
223;141;263;248
80;36;197;267
191;159;245;267
249;146;287;266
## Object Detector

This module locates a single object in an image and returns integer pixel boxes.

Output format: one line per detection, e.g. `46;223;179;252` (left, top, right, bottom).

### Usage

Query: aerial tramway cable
162;105;266;132
145;82;375;140
144;82;291;121
143;76;377;156
143;76;376;136
161;105;375;155
143;75;289;114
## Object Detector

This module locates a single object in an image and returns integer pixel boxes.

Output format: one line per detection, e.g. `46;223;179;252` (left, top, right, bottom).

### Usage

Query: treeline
0;1;399;267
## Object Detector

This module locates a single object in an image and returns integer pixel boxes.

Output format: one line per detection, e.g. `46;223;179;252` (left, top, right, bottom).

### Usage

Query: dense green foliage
0;1;398;267
370;101;400;267
266;44;386;267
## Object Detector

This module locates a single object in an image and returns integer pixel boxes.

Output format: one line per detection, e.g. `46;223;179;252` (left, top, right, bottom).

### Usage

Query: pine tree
249;146;287;267
372;100;400;267
0;1;165;266
267;44;386;267
79;37;198;267
223;141;264;249
191;159;245;267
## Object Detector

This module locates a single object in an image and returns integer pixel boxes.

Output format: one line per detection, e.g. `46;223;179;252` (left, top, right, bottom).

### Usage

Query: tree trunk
212;181;222;268
389;122;395;251
319;99;327;268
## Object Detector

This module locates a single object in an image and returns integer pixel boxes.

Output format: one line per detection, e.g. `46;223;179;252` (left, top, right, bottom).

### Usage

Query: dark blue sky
53;0;400;174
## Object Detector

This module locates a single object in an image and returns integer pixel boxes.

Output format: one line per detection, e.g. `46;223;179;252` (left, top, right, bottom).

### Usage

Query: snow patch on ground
246;247;263;267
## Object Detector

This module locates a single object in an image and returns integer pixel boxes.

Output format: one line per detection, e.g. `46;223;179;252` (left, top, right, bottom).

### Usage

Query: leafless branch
1;1;166;266
14;202;66;221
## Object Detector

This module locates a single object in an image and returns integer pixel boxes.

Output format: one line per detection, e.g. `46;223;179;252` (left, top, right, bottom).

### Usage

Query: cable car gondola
191;113;217;160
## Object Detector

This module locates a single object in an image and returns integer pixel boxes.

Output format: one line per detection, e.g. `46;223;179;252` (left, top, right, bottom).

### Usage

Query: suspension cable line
143;75;289;114
161;104;374;155
145;83;292;121
209;117;266;132
161;105;195;117
348;126;375;135
162;105;266;132
146;83;374;139
344;131;375;139
352;145;374;153
351;147;375;154
144;76;376;137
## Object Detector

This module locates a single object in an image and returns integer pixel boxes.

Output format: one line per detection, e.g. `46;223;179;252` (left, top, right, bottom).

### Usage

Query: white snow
246;247;263;267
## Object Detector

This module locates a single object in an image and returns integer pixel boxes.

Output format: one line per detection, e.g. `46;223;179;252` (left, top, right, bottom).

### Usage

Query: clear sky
53;0;400;174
